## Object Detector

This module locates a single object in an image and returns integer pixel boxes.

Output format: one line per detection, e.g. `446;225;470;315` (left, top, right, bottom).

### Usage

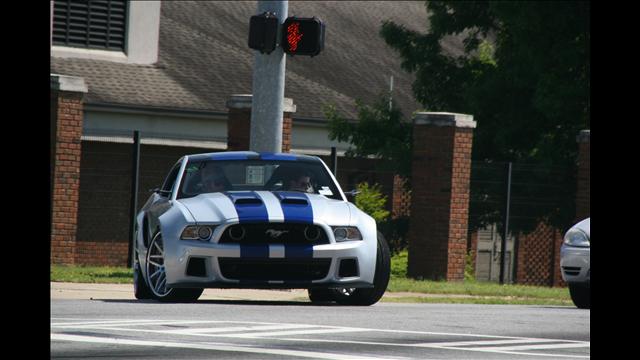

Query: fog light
229;226;246;241
304;226;321;241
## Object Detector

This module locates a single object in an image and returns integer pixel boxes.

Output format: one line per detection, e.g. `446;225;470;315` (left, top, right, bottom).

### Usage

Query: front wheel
568;283;590;309
146;232;203;303
332;231;391;306
133;251;153;300
308;288;335;303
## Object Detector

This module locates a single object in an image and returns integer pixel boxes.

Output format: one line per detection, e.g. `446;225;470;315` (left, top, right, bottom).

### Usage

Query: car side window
160;162;182;196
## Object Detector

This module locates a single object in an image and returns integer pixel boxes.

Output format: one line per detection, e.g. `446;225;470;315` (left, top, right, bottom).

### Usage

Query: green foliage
379;1;589;232
464;250;476;282
390;250;408;278
354;182;390;223
325;95;412;179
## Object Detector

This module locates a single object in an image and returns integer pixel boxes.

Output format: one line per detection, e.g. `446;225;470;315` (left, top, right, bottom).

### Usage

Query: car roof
186;151;322;163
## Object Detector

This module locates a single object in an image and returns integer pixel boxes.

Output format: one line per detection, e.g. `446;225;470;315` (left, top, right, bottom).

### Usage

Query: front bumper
560;245;590;285
163;238;377;289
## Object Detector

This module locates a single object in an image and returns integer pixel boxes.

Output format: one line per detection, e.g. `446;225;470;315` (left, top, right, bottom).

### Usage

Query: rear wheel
332;231;391;306
133;250;153;300
146;232;203;303
568;283;590;309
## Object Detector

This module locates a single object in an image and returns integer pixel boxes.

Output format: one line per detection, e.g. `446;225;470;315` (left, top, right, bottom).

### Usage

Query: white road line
50;333;391;360
234;336;590;359
435;346;591;359
413;339;561;347
165;323;315;334
227;327;366;338
474;342;591;351
51;319;586;343
51;319;590;359
51;320;269;328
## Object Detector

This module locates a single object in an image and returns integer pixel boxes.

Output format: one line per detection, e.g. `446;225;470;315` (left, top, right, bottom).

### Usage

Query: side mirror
150;188;172;197
343;189;360;202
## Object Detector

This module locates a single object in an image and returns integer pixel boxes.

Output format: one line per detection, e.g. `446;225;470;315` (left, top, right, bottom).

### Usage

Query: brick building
50;1;441;266
50;1;587;287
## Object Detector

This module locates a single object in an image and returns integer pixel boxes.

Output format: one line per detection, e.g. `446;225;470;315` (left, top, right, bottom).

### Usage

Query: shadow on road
96;299;345;306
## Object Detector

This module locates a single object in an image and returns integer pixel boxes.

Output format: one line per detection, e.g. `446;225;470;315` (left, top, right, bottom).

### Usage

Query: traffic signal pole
250;0;288;153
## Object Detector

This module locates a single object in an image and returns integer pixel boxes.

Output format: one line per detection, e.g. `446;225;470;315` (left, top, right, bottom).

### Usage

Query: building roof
51;1;459;120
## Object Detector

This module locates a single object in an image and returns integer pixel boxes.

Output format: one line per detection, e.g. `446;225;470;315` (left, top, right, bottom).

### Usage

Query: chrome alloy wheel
146;233;172;298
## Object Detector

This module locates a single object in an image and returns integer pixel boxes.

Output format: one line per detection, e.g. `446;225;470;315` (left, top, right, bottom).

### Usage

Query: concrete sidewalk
50;282;453;302
51;282;309;301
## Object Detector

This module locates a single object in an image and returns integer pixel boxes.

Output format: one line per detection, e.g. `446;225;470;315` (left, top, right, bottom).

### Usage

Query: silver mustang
133;151;390;305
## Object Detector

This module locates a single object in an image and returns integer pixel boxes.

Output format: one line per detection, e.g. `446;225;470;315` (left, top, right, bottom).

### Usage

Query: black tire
308;288;335;303
158;288;204;303
568;283;590;309
333;231;391;306
133;252;154;300
146;231;204;303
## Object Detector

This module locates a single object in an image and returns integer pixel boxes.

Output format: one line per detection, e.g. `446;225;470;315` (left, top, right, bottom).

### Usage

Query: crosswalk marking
51;333;387;360
165;323;315;334
226;327;366;338
413;338;565;347
51;319;589;359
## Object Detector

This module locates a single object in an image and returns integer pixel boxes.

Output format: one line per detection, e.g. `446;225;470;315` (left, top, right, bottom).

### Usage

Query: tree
324;94;413;180
379;1;589;233
327;2;589;234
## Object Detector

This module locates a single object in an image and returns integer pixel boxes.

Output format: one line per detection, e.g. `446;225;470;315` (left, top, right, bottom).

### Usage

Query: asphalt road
51;297;589;359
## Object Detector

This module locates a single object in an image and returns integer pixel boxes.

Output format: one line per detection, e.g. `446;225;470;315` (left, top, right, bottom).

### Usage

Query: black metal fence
468;160;576;283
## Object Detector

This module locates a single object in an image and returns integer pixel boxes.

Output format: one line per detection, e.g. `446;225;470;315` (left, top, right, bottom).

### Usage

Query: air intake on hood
234;198;263;205
281;198;308;205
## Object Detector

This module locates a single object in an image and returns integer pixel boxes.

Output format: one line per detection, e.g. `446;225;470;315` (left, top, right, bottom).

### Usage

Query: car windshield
177;159;343;200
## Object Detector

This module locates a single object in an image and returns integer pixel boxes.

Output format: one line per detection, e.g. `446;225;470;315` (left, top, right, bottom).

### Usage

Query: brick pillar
576;130;590;221
391;175;411;219
226;95;296;152
281;98;294;153
51;74;87;265
407;112;476;281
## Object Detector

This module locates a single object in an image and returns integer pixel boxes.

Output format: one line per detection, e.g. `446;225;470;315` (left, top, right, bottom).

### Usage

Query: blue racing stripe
240;245;269;258
210;153;250;160
275;192;314;224
225;192;269;223
285;245;314;258
260;153;298;161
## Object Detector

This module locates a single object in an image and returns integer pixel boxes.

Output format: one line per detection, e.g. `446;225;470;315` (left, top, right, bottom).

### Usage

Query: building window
52;0;128;52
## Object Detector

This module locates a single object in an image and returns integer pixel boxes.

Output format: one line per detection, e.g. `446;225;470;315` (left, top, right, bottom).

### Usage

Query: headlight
563;228;590;247
331;226;363;242
181;226;215;241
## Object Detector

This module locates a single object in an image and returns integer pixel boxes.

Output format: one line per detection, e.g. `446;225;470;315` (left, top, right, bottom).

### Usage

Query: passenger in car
285;170;313;193
186;163;231;194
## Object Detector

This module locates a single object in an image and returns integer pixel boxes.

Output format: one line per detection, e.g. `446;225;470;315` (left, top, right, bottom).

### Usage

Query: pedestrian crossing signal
282;17;325;57
248;12;279;54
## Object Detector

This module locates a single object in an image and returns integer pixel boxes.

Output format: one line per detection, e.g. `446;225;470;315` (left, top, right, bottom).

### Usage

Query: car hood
178;191;351;225
572;217;590;237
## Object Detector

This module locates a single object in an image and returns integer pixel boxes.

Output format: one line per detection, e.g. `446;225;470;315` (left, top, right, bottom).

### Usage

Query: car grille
562;266;581;276
218;258;331;281
218;223;329;245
